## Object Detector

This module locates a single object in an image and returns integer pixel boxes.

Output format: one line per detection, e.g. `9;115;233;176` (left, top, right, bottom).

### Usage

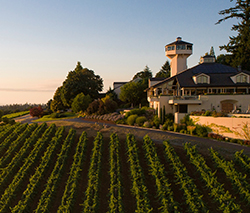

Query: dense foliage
60;62;103;108
217;0;250;70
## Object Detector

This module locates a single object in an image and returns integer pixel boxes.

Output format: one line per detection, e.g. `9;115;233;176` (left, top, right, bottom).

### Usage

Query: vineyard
0;123;250;212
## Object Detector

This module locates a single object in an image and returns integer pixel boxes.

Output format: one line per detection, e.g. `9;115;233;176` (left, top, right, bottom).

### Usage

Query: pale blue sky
0;0;236;105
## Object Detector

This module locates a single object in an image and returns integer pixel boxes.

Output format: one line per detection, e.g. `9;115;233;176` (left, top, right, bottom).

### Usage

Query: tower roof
166;37;193;46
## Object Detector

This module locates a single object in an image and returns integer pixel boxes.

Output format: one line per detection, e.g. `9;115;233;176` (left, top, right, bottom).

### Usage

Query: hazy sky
0;0;237;105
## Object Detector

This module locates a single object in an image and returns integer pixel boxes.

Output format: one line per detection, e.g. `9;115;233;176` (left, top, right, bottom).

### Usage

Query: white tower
165;37;193;77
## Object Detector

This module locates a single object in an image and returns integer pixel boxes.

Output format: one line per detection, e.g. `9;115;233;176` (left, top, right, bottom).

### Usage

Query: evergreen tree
216;0;250;70
51;86;67;112
132;65;152;80
209;46;215;57
155;60;170;78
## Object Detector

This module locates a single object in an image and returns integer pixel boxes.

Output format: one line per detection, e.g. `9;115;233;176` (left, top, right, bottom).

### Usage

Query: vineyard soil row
1;122;250;212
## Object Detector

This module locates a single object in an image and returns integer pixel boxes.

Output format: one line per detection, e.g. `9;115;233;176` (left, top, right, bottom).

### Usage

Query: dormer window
197;76;208;83
231;73;249;84
236;74;247;83
193;73;210;84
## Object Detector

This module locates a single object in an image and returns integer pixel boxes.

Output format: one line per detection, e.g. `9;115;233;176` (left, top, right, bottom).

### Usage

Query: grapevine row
163;141;208;213
210;148;250;205
0;123;19;144
126;134;152;213
11;126;65;213
107;133;123;213
234;150;250;175
184;143;241;212
35;128;76;213
0;123;56;212
82;132;103;213
0;123;47;195
143;135;179;213
0;123;26;156
0;123;37;168
57;131;88;213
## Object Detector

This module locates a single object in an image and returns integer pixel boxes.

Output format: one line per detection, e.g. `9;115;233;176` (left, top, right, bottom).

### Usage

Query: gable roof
146;63;250;90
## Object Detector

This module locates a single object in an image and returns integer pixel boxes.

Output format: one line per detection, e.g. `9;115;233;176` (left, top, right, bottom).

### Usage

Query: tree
216;0;250;70
155;60;170;78
71;93;92;113
216;54;233;66
51;86;67;112
29;106;43;118
132;65;152;80
210;46;215;57
60;62;103;108
120;79;148;106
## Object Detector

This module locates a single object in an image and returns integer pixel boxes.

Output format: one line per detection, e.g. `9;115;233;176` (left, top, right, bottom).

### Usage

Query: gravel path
15;114;250;159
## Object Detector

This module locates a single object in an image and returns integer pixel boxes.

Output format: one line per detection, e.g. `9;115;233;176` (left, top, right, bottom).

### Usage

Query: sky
0;0;238;105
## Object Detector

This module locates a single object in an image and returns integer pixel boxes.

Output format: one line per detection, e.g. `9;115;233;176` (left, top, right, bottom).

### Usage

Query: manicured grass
33;112;77;122
3;111;30;119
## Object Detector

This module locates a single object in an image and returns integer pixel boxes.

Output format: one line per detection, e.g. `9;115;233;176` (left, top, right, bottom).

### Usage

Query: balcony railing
169;95;199;100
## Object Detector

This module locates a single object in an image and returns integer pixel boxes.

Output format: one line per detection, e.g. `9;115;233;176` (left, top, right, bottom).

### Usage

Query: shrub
135;116;147;126
86;100;100;115
173;123;178;132
187;125;196;135
204;110;211;116
153;115;160;128
116;119;126;124
104;98;118;113
125;108;146;118
180;114;194;126
143;121;152;128
180;129;187;134
29;106;44;118
162;123;168;130
195;124;208;137
167;126;174;131
127;114;138;126
71;93;92;113
230;138;238;143
164;119;173;127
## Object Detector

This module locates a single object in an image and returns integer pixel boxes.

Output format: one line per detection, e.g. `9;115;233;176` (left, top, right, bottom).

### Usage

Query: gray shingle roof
147;63;250;90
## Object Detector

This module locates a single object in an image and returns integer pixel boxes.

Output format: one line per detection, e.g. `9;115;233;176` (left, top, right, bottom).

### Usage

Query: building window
197;76;208;84
157;88;162;95
167;46;175;51
236;74;248;83
176;45;186;50
178;105;188;113
187;45;192;50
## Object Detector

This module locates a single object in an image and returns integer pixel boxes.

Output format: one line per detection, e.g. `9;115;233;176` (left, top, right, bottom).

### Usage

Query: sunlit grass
33;112;77;122
3;111;30;119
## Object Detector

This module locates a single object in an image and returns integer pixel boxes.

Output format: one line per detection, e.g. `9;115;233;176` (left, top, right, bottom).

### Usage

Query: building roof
146;62;250;90
166;39;193;46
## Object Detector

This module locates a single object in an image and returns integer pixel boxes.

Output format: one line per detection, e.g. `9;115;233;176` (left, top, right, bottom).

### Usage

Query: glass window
236;74;248;83
242;75;247;82
236;75;241;83
203;76;208;83
197;75;208;84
